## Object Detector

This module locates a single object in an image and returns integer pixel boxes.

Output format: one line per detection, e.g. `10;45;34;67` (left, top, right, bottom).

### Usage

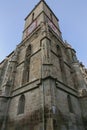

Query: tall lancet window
17;95;25;115
56;45;62;57
32;12;34;22
57;45;67;84
26;44;31;57
50;13;53;21
67;95;73;113
22;44;31;84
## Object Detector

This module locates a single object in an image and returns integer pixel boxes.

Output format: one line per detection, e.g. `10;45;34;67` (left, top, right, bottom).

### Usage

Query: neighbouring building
0;0;87;130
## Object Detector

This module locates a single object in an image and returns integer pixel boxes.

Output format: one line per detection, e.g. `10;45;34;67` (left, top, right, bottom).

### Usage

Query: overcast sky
0;0;87;67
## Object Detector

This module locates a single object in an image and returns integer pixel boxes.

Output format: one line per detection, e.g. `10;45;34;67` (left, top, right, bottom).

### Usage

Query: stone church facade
0;0;87;130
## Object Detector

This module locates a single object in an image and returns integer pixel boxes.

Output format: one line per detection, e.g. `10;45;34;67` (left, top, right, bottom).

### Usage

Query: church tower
0;0;87;130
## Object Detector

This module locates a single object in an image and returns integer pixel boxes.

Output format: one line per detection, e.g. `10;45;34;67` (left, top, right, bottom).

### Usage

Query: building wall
0;1;87;130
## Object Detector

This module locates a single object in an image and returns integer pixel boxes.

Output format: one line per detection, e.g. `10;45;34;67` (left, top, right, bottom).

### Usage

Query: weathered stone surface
0;0;87;130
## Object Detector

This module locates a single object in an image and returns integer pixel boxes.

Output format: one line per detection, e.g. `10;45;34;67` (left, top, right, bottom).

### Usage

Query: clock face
48;19;60;36
24;20;37;39
27;21;37;36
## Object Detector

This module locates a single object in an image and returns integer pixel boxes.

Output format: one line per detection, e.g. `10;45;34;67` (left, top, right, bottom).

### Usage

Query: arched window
22;45;31;84
57;45;67;84
25;45;31;82
26;44;31;57
26;58;30;82
67;95;73;113
17;95;25;115
56;45;62;57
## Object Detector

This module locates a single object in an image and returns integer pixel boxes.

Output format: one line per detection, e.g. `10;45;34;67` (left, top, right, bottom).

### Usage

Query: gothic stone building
0;0;87;130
